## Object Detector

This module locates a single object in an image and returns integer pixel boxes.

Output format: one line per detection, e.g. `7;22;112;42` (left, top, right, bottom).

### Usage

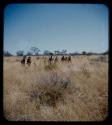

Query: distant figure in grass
61;55;71;62
61;56;65;62
49;55;53;64
21;56;26;66
68;56;71;62
27;57;31;66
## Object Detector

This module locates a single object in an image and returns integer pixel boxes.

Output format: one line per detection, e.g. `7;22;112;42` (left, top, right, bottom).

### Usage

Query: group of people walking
21;55;72;66
21;56;31;66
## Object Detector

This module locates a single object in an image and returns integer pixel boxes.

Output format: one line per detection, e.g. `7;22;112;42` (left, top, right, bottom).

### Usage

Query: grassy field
3;55;108;121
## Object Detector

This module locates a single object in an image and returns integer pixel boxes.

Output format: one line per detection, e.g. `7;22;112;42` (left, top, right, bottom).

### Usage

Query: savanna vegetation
3;55;108;121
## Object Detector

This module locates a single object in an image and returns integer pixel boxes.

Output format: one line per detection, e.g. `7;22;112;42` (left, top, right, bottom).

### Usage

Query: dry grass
3;55;108;121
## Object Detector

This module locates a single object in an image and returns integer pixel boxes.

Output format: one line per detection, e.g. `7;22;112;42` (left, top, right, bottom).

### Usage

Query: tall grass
3;55;108;121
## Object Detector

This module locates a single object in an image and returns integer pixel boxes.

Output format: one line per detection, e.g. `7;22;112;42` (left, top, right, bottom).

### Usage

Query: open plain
3;55;108;121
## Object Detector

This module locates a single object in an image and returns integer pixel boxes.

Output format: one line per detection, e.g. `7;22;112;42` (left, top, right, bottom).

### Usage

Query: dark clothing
27;57;31;66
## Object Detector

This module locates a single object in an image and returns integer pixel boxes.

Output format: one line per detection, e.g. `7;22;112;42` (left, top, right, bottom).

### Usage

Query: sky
4;4;108;55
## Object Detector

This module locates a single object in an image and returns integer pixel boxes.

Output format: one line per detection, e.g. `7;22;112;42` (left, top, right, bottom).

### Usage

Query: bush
26;71;71;107
80;64;90;78
90;55;108;63
44;62;58;70
4;51;13;56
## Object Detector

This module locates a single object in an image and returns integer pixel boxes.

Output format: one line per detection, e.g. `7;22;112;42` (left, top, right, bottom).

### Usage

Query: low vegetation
3;55;108;121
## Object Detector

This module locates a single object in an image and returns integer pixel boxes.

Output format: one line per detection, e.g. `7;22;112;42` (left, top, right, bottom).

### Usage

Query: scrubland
3;55;108;121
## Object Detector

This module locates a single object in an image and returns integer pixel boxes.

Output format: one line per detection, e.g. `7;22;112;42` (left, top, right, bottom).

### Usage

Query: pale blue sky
4;4;108;55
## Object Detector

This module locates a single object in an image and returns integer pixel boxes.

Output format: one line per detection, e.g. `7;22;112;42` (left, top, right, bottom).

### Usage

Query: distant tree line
4;47;108;57
4;51;13;56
